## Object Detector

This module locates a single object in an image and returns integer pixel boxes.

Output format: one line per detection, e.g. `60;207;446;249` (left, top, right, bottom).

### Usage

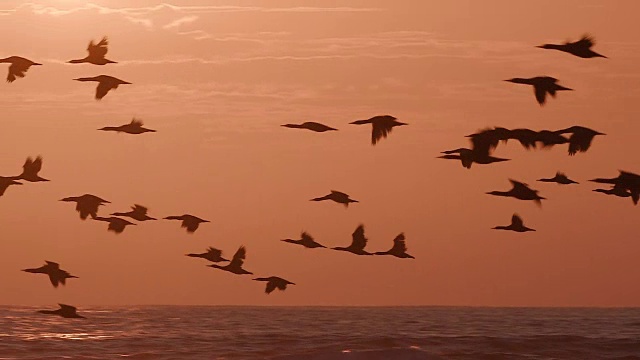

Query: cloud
163;15;199;30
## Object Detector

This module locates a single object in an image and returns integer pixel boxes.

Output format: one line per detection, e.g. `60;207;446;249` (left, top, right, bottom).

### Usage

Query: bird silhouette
38;304;85;319
439;148;510;169
592;185;637;205
208;246;253;275
68;37;117;65
13;156;49;182
99;118;156;134
253;276;295;294
281;231;326;249
111;204;156;221
350;115;407;145
22;261;78;288
466;127;512;156
537;172;579;185
186;247;229;263
281;122;337;132
0;56;41;83
554;126;605;155
93;216;136;234
487;179;546;206
60;194;110;220
164;214;210;233
311;190;358;207
73;75;131;100
492;214;536;232
537;35;607;59
0;176;22;197
505;77;572;106
590;170;640;205
374;233;415;259
332;224;373;255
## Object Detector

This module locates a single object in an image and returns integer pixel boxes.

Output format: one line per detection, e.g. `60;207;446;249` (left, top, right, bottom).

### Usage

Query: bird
38;304;85;319
438;148;510;169
492;214;536;232
111;204;156;221
281;122;337;132
68;37;117;65
164;214;210;233
0;56;41;83
60;194;110;220
537;35;607;59
350;115;407;145
466;127;512;156
332;224;373;255
374;233;415;259
504;77;572;106
93;216;136;234
98;118;156;134
311;190;358;207
253;276;295;294
0;176;22;197
590;170;640;205
13;156;49;182
554;126;605;155
73;75;131;100
281;231;326;249
487;179;546;206
186;247;229;263
592;185;637;205
208;246;253;275
537;172;579;185
22;261;78;288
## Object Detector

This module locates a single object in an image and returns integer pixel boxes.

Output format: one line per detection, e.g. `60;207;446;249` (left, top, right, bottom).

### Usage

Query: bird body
554;126;604;155
22;261;78;288
164;214;210;233
0;56;41;83
208;246;253;275
492;214;535;232
73;75;131;100
487;179;545;206
505;77;572;106
60;194;110;220
281;231;326;249
332;224;373;255
94;216;136;234
439;148;510;169
281;122;337;132
99;118;156;134
38;304;85;319
111;204;156;221
186;247;229;263
311;190;358;207
537;35;607;59
374;233;415;258
538;172;578;185
350;115;407;145
14;156;49;182
253;276;295;294
68;37;117;65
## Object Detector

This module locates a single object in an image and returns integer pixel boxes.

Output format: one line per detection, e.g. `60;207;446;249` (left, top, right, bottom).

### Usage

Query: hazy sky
1;0;639;306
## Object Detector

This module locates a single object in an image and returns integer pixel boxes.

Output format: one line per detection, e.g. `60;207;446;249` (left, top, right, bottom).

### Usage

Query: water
1;306;639;359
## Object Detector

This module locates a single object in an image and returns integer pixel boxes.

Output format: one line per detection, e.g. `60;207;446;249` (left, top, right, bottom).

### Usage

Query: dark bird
537;35;607;59
466;127;512;156
281;231;326;249
554;126;605;155
164;214;210;233
94;216;136;234
186;247;229;263
281;122;337;132
0;176;22;197
487;179;546;206
593;185;637;205
253;276;295;294
590;170;640;205
535;130;569;148
374;233;415;259
505;77;572;106
60;194;110;220
99;118;156;134
332;224;373;255
350;115;407;145
537;172;579;185
73;75;131;100
111;204;156;221
0;56;41;83
68;37;117;65
22;261;78;288
492;214;535;232
38;304;85;319
13;156;49;182
439;148;510;169
208;246;253;275
311;190;358;207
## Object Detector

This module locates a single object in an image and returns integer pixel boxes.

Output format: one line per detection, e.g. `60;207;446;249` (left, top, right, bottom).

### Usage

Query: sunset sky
1;0;639;307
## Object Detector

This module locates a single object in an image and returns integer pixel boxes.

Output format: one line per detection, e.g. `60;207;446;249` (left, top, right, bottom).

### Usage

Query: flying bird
592;185;637;205
0;56;41;83
111;204;156;221
93;216;136;234
438;148;510;169
13;156;49;182
504;77;572;106
253;276;295;294
186;247;229;263
590;170;640;205
466;127;512;156
492;214;536;232
281;231;326;249
99;118;156;134
311;190;358;207
38;304;85;319
22;261;78;288
374;233;415;259
487;179;546;206
332;224;373;255
60;194;110;220
554;126;605;155
537;35;607;59
281;122;337;132
350;115;407;145
0;176;22;197
73;75;131;100
68;37;117;65
208;246;253;275
164;214;210;233
537;172;578;185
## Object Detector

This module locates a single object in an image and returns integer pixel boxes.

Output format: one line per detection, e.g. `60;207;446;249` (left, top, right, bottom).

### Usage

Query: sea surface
1;306;639;359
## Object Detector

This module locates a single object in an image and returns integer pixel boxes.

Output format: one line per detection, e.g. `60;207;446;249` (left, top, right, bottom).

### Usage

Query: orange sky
1;0;639;306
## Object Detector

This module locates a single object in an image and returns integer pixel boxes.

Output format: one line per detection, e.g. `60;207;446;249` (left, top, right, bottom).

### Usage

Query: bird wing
391;233;407;253
132;204;148;214
534;85;547;105
130;118;144;127
59;304;77;312
45;261;60;269
265;280;277;294
371;123;392;145
330;190;348;197
206;247;223;258
275;279;288;291
511;214;524;228
7;63;27;82
95;81;112;100
229;246;247;268
351;225;368;250
49;275;60;288
88;37;109;58
574;35;595;48
509;179;529;189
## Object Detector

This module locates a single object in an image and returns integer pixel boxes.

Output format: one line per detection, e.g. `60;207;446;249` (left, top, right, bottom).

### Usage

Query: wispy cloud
163;15;199;30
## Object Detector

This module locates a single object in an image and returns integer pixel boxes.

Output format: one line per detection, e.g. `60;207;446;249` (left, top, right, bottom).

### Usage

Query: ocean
1;306;639;359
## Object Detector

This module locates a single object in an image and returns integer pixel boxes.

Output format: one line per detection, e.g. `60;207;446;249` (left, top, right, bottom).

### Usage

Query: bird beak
33;63;42;66
122;81;132;85
596;131;606;135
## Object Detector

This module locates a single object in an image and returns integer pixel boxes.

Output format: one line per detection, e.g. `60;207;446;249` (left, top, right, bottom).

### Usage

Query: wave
270;347;445;360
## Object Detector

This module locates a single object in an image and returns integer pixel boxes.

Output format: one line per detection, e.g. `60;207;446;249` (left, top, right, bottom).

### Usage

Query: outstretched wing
511;214;524;228
130;118;144;127
390;233;407;253
95;82;111;100
58;304;77;312
88;37;109;58
371;123;393;145
351;225;367;251
534;85;547;105
574;34;595;48
206;247;223;258
265;280;277;294
132;204;148;214
229;246;247;268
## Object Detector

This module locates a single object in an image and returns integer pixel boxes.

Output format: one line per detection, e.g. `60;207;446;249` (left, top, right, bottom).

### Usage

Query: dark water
1;306;639;359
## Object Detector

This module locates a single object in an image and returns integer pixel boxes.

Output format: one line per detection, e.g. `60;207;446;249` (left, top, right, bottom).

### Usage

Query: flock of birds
2;34;638;319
